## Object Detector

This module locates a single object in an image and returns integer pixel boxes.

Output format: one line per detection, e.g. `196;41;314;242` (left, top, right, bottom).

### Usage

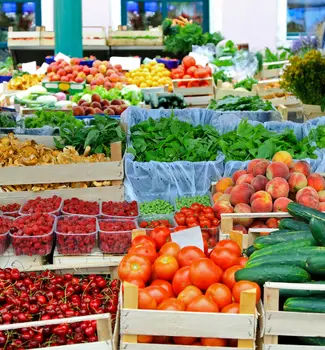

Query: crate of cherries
0;216;12;254
101;200;138;219
99;219;136;254
56;215;97;255
20;196;62;215
10;213;55;256
0;203;21;218
62;198;100;216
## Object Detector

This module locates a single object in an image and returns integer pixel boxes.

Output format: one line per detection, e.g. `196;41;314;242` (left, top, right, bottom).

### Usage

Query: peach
297;194;319;209
266;162;290;180
236;174;254;185
251;220;268;229
319;202;325;211
216;194;230;203
272;151;293;168
291;161;310;177
252;159;270;176
318;190;325;202
251;198;273;213
224;186;233;194
233;224;247;234
266;177;289;199
230;183;255;206
247;159;263;174
232;170;247;183
234;203;253;227
296;186;319;202
266;218;279;228
215;177;233;193
213;201;234;219
273;197;293;212
288;172;308;192
250;191;272;204
251;175;268;192
212;192;223;203
307;173;325;192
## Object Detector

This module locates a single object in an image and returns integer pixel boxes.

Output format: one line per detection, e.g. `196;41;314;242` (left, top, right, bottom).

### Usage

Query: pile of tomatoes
171;56;212;88
118;236;261;347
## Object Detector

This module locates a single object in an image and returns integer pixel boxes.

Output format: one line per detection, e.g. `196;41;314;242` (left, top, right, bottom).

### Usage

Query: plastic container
0;75;12;83
19;196;63;216
45;56;55;64
100;200;139;220
156;58;180;70
138;214;176;235
202;227;219;249
98;219;136;254
0;202;21;218
174;193;213;211
0;231;9;254
55;215;97;255
80;59;95;67
62;198;100;217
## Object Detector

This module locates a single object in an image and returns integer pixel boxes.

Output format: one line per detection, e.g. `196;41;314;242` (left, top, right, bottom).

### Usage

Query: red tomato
125;278;145;288
159;242;180;259
153;255;179;281
212;218;220;227
215;240;241;257
138;335;153;343
232;281;261;304
138;289;157;309
118;254;152;283
150;227;171;249
173;336;196;345
172;266;191;295
221;302;239;313
174;212;186;226
194;68;208;78
188;80;200;87
132;235;156;250
189;258;223;290
199;218;211;229
205;65;212;75
152;336;170;344
210;247;239;270
151;280;174;297
186;216;198;226
201;338;227;346
182;56;196;68
180;208;194;216
186;66;197;76
145;285;169;305
128;244;157;263
206;283;232;309
202;207;214;214
183;74;192;80
177;285;202;306
177;246;206;267
222;265;243;289
174;226;188;232
238;256;248;267
190;203;202;211
186;295;219;312
158;298;185;311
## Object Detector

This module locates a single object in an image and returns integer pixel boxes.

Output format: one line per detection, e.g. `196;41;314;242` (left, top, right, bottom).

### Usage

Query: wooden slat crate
254;79;284;98
7;26;40;46
263;282;325;350
120;282;258;349
83;26;107;46
258;61;289;80
40;26;55;46
108;27;163;46
214;80;257;100
277;103;324;121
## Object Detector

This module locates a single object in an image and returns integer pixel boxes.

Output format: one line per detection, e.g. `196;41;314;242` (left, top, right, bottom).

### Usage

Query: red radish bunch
56;216;97;255
0;268;119;348
102;201;138;217
10;214;54;256
63;198;99;216
21;196;62;215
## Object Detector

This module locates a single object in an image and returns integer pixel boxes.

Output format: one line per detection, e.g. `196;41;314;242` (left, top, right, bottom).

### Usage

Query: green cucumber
254;231;312;250
297;337;325;346
278;218;310;231
310;217;325;246
250;238;317;260
284;297;325;313
243;245;256;257
280;281;325;297
246;247;325;268
235;265;310;285
306;256;325;275
288;202;325;223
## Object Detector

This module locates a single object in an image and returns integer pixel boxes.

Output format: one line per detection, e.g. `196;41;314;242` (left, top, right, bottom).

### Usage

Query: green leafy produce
0;57;13;75
263;47;292;69
234;77;257;91
54;115;125;157
281;50;325;110
129;114;220;162
175;195;211;210
218;120;316;161
0;112;17;128
140;199;174;215
144;93;186;109
24;110;83;129
208;96;273;111
212;70;232;84
308;125;325;148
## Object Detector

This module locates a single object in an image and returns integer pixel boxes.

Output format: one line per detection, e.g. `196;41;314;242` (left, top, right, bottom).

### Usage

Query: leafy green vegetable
175;195;211;210
234;77;258;91
0;112;16;128
129;114;220;162
308;125;325;149
264;47;292;69
54;115;125;157
208;96;273;111
24;110;83;129
212;70;232;84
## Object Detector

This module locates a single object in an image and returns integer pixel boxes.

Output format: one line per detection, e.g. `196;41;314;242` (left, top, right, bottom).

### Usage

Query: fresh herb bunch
234;77;257;91
219;120;316;161
129;114;220;162
308;125;325;149
212;70;232;84
54;115;125;157
24;110;84;129
263;47;292;69
281;50;325;110
291;35;318;56
0;112;16;128
208;96;273;111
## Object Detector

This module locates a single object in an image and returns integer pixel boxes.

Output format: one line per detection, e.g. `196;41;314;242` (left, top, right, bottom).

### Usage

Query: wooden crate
258;61;289;80
40;27;55;46
83;26;107;45
7;26;40;46
108;27;163;46
120;282;258;349
254;79;285;98
215;80;257;100
277;103;324;122
302;104;325;120
263;282;325;350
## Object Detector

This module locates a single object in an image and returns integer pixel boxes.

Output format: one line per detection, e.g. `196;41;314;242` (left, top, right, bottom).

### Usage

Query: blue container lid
2;3;16;13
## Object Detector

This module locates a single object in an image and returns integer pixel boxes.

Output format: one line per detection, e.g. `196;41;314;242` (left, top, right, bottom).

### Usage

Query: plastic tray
55;215;98;255
156;58;180;70
45;56;55;64
80;59;95;67
62;198;100;217
0;231;9;254
0;75;12;83
0;202;21;218
137;213;176;234
98;218;136;254
100;200;139;220
19;196;63;216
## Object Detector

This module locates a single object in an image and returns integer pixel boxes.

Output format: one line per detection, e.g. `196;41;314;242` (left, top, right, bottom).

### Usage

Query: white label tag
171;226;204;251
22;61;37;74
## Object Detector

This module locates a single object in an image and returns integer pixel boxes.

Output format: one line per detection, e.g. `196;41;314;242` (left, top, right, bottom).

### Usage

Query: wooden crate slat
37;341;112;350
122;345;252;350
264;346;325;350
